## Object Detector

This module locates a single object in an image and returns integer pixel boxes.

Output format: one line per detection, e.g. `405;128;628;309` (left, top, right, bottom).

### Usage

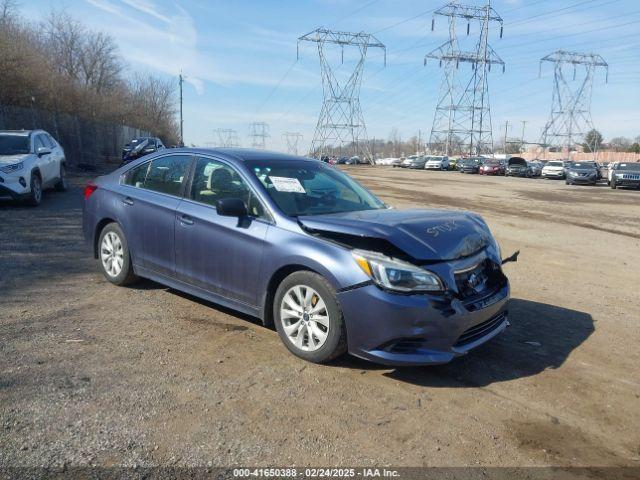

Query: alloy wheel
280;285;329;352
32;176;42;203
101;231;124;277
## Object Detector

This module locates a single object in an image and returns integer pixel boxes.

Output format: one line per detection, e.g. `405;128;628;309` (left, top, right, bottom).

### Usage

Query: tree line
0;0;179;145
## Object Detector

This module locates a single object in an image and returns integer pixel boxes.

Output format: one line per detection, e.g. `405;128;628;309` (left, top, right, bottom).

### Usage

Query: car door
32;135;54;184
175;155;270;307
119;153;192;277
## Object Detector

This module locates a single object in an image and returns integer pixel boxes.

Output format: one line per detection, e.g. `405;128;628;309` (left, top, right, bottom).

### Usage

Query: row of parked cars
375;153;640;190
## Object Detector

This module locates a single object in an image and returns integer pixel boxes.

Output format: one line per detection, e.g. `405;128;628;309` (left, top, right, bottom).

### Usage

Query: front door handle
122;197;134;206
179;215;194;226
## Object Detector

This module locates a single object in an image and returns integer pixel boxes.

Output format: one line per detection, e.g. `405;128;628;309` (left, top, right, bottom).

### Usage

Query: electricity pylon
539;50;608;154
282;132;304;155
248;122;270;149
425;1;504;156
213;128;240;147
298;28;386;164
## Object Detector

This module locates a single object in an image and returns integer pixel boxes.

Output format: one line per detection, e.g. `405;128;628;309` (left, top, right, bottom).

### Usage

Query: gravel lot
1;166;639;469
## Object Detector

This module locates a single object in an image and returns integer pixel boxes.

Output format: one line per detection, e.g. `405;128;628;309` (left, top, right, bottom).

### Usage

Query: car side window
190;157;267;219
34;135;46;152
124;161;151;188
44;134;56;148
142;155;190;196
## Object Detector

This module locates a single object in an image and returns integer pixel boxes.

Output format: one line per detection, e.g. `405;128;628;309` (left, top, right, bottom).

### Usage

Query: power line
256;59;298;112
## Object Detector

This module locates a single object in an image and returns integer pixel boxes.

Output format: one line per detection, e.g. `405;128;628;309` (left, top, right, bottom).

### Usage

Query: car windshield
571;162;595;169
484;161;500;165
547;161;564;167
617;163;640;171
0;134;30;155
247;159;386;217
464;159;479;165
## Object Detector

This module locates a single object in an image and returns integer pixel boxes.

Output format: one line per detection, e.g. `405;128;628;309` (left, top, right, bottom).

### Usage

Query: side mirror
216;198;247;217
36;146;51;157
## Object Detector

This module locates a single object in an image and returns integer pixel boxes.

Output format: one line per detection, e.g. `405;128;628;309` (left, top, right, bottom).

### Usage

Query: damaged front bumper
337;251;510;366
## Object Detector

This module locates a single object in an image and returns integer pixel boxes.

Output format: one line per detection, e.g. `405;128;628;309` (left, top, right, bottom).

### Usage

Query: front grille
454;311;507;347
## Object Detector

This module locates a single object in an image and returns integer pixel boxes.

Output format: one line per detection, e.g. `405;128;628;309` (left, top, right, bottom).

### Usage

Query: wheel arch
262;264;320;327
93;218;118;259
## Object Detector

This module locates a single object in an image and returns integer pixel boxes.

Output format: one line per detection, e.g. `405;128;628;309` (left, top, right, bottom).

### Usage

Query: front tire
26;172;42;206
273;271;347;364
611;180;617;189
98;223;138;285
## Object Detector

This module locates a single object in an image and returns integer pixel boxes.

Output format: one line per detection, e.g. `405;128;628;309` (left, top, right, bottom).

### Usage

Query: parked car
83;148;511;366
406;155;428;169
400;155;418;168
424;155;450;170
565;161;598;186
505;157;532;177
541;160;566;179
529;161;543;177
392;157;405;168
479;159;505;175
375;158;395;166
121;137;165;165
459;157;483;174
0;129;67;206
610;162;640;189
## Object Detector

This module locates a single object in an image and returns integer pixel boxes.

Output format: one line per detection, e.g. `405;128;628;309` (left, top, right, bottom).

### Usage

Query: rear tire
26;172;42;206
98;223;138;286
273;271;347;364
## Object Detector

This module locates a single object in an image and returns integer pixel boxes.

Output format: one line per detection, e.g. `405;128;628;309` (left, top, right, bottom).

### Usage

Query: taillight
84;182;98;199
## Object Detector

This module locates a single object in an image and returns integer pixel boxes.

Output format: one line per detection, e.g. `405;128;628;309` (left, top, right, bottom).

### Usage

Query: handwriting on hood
426;220;459;237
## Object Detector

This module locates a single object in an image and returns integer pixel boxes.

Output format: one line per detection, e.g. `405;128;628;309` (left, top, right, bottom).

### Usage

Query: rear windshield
0;135;30;155
547;161;564;167
508;158;526;165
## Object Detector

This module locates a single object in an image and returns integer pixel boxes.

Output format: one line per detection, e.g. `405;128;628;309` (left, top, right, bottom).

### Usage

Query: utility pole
282;132;303;155
503;120;510;154
298;28;386;164
426;1;504;157
539;50;608;156
213;128;240;147
249;122;270;149
417;129;422;155
520;120;527;152
179;72;184;147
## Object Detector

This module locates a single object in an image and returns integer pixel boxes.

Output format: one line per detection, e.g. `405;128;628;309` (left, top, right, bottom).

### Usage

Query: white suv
0;130;67;206
425;155;450;170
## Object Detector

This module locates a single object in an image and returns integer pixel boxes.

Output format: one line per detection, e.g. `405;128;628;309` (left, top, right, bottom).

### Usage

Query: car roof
0;130;42;136
165;147;317;164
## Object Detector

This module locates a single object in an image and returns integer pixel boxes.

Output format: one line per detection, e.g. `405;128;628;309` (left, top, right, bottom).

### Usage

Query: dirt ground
1;166;639;469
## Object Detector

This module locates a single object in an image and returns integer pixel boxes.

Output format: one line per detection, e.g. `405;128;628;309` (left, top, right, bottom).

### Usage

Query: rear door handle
122;197;134;206
179;215;194;226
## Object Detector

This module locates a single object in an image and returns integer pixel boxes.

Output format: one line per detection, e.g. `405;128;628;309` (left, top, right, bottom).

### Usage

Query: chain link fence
0;104;150;167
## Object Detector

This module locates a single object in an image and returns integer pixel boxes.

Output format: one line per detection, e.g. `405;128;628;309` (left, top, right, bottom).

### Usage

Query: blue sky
24;0;640;150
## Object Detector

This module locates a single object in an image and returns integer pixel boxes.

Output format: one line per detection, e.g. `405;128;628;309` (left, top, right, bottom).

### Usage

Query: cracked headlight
0;161;24;174
351;249;443;293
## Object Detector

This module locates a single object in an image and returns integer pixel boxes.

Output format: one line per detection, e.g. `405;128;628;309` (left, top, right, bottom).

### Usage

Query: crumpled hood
0;154;30;166
299;208;493;262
